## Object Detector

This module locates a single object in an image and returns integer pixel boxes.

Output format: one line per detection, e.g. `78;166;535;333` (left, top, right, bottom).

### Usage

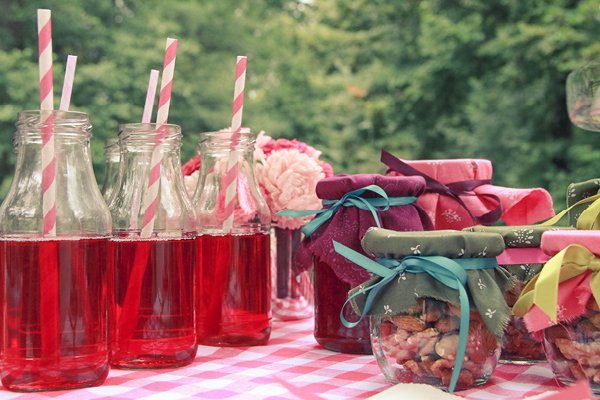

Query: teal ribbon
333;241;498;393
277;184;417;237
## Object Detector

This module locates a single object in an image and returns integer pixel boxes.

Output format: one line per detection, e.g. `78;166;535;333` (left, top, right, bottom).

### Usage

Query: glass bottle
0;110;112;391
108;123;197;368
193;129;272;346
101;138;120;202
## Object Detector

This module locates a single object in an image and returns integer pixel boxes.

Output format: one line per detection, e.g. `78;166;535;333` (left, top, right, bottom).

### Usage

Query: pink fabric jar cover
382;150;555;230
521;230;600;333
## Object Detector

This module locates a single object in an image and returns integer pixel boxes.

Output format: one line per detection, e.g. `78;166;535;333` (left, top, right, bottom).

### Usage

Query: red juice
314;258;372;354
196;233;271;346
0;237;111;391
111;236;197;368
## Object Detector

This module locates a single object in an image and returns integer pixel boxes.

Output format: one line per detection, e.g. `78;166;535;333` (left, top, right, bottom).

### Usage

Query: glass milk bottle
193;129;272;346
101;138;120;201
108;123;197;368
0;110;112;391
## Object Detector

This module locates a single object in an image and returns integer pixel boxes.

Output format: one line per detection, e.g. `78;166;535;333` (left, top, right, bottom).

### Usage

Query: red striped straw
140;38;178;238
142;69;160;124
129;69;160;230
59;55;77;111
38;9;56;236
37;8;60;362
222;56;247;233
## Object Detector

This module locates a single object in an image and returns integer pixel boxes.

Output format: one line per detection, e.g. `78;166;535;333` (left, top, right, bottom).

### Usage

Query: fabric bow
381;150;502;225
513;244;600;323
333;241;497;393
277;184;417;238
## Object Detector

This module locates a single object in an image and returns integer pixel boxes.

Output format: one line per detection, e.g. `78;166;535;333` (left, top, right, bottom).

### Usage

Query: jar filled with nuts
336;228;513;392
514;230;600;395
466;225;573;364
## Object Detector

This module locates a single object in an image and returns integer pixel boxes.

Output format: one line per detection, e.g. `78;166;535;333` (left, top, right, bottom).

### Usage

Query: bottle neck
0;110;110;236
109;123;196;236
193;129;271;234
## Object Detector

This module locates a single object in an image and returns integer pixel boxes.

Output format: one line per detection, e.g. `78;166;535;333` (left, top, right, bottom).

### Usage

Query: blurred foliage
0;0;599;208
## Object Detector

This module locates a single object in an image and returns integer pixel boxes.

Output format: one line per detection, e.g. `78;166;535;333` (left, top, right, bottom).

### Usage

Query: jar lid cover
465;225;575;248
361;227;505;259
541;230;600;256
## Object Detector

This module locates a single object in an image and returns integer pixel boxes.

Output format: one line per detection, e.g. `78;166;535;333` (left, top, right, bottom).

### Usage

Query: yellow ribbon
541;193;600;229
513;244;600;322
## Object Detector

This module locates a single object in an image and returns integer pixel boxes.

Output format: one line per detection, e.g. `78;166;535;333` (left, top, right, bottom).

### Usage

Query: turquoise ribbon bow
333;241;498;393
277;184;417;237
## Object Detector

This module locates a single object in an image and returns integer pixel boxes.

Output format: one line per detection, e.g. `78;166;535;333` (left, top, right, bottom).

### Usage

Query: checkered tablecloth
0;318;562;400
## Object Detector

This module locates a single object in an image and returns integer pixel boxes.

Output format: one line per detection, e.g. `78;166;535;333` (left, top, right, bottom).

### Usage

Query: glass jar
543;304;600;394
314;258;372;354
371;298;501;390
271;226;313;321
502;268;546;363
101;138;120;201
108;123;197;368
192;129;271;346
0;110;112;391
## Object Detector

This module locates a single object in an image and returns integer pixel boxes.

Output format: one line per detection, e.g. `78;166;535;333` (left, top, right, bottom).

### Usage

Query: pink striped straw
142;69;160;124
140;38;178;238
59;55;77;111
222;56;247;233
129;69;160;230
38;9;56;236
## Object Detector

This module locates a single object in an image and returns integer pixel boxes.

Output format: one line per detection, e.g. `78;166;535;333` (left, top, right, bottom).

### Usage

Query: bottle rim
15;110;92;138
199;127;255;149
118;123;182;146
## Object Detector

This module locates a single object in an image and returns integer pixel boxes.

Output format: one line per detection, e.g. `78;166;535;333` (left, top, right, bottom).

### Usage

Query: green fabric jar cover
567;179;600;226
348;228;513;341
465;225;574;282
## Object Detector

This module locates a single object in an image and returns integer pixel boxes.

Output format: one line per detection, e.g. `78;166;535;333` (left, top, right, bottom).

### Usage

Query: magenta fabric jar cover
295;174;432;286
382;151;555;230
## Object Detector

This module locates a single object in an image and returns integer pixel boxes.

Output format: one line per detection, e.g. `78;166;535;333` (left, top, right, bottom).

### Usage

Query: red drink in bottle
0;111;112;391
111;236;197;368
0;237;111;391
196;233;271;346
107;123;198;368
192;129;272;347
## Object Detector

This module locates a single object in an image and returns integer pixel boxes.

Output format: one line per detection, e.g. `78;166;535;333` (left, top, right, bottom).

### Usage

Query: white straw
142;69;159;123
59;55;77;111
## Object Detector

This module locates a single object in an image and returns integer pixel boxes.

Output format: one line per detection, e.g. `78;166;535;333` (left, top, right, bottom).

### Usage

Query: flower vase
271;227;313;321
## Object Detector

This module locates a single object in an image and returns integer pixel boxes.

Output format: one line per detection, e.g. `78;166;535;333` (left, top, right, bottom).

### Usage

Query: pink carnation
182;155;201;176
256;148;325;230
262;138;322;159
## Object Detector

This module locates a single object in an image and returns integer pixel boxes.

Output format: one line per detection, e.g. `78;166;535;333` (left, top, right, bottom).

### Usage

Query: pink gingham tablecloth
0;318;561;400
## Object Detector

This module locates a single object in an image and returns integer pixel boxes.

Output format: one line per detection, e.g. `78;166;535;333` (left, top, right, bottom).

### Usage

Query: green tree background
0;0;599;209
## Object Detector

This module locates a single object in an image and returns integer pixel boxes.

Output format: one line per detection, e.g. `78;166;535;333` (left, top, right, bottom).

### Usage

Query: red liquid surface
0;237;111;391
111;237;197;368
196;233;271;346
314;258;372;354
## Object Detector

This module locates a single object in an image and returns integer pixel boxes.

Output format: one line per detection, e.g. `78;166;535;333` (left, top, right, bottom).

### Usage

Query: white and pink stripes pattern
140;38;178;238
38;9;56;236
222;56;247;232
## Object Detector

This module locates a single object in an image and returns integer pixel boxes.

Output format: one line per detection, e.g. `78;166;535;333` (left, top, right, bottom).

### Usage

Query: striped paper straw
222;56;247;233
142;69;160;124
129;69;160;230
140;38;178;238
38;9;56;236
37;7;60;362
59;55;77;111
